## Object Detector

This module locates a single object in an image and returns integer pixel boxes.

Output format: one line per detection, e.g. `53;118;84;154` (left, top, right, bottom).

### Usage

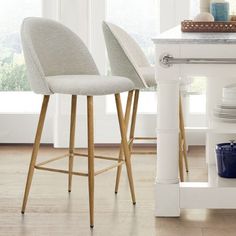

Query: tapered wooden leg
129;90;139;153
115;94;136;204
68;95;77;192
179;94;189;172
87;96;94;228
21;95;50;214
115;91;133;194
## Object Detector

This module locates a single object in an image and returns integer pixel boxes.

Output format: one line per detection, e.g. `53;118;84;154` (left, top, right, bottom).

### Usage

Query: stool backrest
103;22;148;88
21;17;99;94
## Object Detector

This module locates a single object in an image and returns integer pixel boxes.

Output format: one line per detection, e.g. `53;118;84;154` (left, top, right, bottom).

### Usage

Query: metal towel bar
160;54;236;67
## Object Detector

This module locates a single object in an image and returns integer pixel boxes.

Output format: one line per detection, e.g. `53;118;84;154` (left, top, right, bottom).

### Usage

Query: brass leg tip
90;225;94;229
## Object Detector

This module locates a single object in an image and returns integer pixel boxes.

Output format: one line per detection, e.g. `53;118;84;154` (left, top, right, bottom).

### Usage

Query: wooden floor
1;145;236;236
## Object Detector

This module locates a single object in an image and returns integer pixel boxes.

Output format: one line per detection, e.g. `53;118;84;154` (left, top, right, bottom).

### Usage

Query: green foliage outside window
0;32;30;91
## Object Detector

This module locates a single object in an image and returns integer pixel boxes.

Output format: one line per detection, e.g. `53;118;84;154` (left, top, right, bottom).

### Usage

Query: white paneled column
42;0;60;19
53;0;91;147
90;0;106;74
59;0;90;44
53;0;107;148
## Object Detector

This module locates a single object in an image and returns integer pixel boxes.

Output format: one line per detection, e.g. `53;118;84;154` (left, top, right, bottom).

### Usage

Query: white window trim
0;0;55;143
0;0;202;145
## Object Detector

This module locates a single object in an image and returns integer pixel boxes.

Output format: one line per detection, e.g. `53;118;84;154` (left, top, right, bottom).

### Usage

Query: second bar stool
102;21;188;186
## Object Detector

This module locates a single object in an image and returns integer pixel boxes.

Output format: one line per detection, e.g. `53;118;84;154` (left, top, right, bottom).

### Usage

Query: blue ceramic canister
210;0;230;21
216;141;236;178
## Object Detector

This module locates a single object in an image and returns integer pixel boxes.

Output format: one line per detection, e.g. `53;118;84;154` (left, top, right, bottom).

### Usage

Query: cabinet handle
160;53;236;68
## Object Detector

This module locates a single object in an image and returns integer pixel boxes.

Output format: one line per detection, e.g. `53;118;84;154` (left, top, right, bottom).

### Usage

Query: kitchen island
154;26;236;217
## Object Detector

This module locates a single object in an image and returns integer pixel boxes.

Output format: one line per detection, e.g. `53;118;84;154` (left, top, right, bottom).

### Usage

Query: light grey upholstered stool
20;17;136;228
102;22;188;187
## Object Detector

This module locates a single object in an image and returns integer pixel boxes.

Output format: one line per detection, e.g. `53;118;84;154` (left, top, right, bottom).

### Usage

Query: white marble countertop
153;26;236;44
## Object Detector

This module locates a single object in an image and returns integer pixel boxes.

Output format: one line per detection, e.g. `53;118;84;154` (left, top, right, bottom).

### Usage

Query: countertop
153;26;236;44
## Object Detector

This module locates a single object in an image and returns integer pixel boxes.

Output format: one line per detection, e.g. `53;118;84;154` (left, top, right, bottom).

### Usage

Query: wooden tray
181;20;236;33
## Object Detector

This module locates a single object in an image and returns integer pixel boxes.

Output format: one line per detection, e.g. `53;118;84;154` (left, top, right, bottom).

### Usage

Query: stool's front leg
87;96;95;228
21;95;50;214
68;95;77;193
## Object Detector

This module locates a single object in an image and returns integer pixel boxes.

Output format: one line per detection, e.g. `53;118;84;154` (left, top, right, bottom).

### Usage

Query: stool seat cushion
46;75;136;96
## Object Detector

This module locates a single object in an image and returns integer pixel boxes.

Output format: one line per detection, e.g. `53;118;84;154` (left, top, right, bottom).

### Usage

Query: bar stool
102;22;188;186
20;17;137;228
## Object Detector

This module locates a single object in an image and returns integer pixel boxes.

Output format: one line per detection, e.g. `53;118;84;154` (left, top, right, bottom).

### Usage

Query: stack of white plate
214;84;236;123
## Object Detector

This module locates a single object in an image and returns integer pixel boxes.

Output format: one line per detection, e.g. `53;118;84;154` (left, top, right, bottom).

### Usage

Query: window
0;0;42;113
229;0;236;14
190;0;200;18
187;77;206;114
182;76;207;128
106;0;158;64
106;0;158;114
105;0;207;128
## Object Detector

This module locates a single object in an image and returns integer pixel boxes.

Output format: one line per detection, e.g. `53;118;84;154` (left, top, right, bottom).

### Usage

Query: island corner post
155;43;181;217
